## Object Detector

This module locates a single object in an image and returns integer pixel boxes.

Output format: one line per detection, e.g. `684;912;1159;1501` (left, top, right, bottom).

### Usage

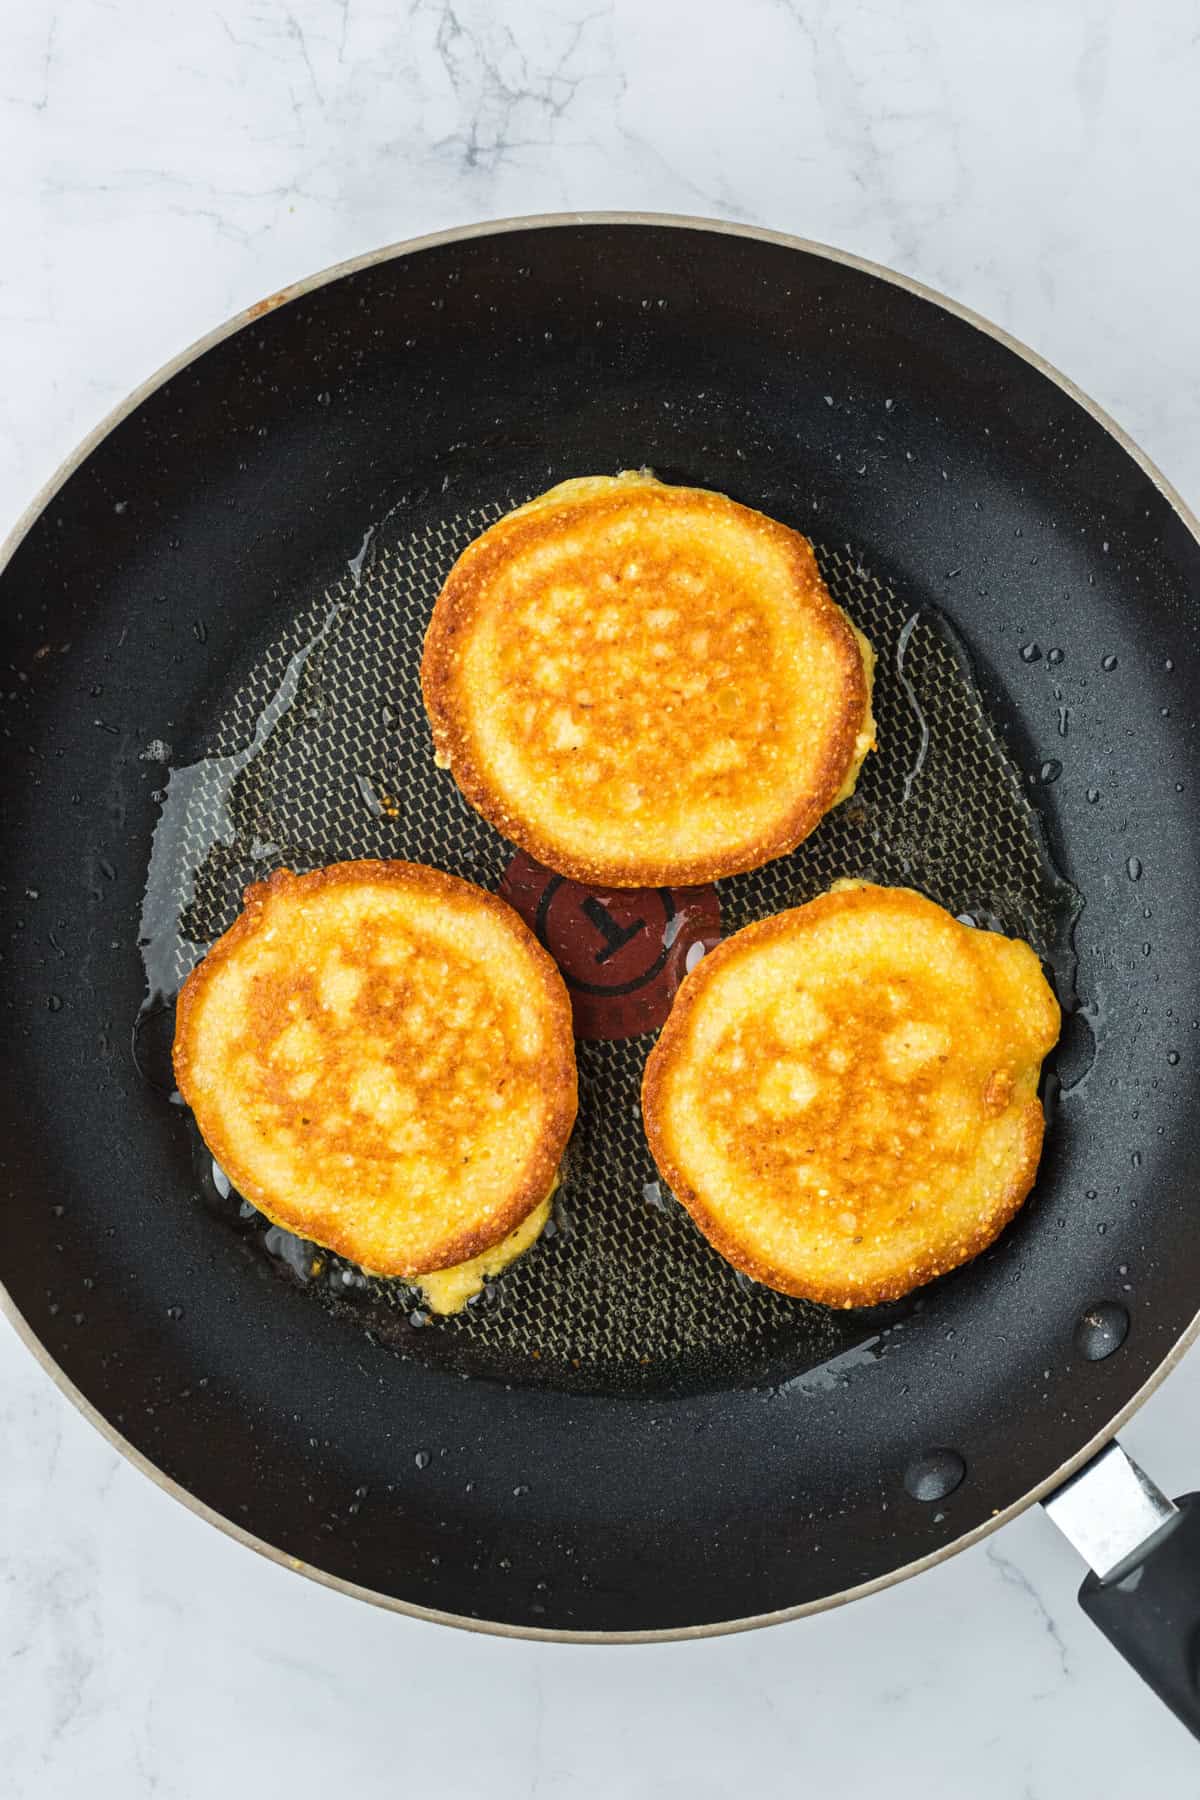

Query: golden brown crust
421;478;872;887
174;860;577;1276
642;884;1060;1308
651;1099;1046;1310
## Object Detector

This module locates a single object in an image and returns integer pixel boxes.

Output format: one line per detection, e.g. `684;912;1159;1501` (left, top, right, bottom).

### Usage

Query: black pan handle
1044;1442;1200;1738
1080;1497;1200;1732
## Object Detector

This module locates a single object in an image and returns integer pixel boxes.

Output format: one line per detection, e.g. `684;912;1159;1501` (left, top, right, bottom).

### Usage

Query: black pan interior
136;483;1076;1400
2;220;1199;1633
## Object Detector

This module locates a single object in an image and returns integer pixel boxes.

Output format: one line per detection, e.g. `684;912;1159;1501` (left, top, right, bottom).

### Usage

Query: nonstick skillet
4;215;1200;1733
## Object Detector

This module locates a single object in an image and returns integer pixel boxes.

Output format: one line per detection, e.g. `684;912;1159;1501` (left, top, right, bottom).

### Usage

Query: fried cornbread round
173;861;577;1282
422;473;875;886
642;882;1061;1308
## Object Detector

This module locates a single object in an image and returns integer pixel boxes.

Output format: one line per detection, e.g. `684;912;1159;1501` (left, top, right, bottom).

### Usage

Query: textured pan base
643;882;1061;1307
147;496;1076;1393
173;861;577;1281
421;473;875;886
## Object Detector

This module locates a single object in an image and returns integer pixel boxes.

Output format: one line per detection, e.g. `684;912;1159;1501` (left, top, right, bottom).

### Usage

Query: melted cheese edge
833;624;878;804
412;1180;556;1315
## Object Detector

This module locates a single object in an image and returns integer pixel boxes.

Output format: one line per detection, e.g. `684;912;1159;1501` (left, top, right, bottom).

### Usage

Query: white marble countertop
3;1;1200;1791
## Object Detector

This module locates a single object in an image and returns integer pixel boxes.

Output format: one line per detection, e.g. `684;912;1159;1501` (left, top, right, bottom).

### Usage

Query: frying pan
4;214;1200;1732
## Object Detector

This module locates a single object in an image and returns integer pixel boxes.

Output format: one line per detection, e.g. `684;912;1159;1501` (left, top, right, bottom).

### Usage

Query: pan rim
3;208;1199;1644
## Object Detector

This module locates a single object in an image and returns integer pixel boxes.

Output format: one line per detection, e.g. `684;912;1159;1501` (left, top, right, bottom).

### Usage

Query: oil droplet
1039;760;1062;784
353;772;383;818
211;1160;231;1200
1086;788;1100;804
1127;857;1143;880
685;941;706;973
1047;647;1064;665
47;994;63;1012
641;1180;669;1212
138;595;349;1013
348;525;377;587
1019;642;1042;663
1131;1152;1142;1169
1085;1188;1097;1200
1074;1302;1128;1360
894;612;931;803
1168;1051;1180;1066
262;1226;314;1280
1057;706;1070;738
1165;658;1175;672
1101;654;1118;671
414;1449;431;1469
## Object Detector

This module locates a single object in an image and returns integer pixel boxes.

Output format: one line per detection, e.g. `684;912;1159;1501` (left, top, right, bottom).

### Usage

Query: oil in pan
134;493;1083;1396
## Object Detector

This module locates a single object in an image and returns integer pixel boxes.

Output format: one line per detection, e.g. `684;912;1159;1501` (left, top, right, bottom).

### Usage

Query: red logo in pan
499;852;722;1041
